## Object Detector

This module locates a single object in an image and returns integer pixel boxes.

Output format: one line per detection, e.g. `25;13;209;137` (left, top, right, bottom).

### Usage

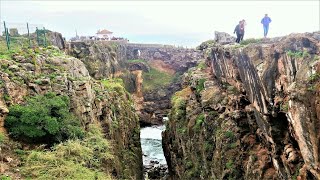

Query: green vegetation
196;78;206;94
286;50;310;59
204;141;213;151
197;39;215;50
280;102;289;112
5;92;84;143
193;113;205;132
3;94;11;102
0;175;11;180
0;36;30;59
21;124;112;180
102;78;125;93
309;73;320;82
240;38;262;46
229;143;237;149
197;61;207;70
177;127;187;134
224;131;235;139
142;67;174;91
226;160;234;169
0;132;5;144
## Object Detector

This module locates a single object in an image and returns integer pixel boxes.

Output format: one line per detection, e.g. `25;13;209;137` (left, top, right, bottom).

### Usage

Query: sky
1;1;319;47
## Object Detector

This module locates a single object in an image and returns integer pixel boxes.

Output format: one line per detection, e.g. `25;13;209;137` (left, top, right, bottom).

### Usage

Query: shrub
197;61;207;70
21;124;112;179
5;92;84;143
193;113;205;132
224;131;234;139
196;78;206;94
226;160;234;169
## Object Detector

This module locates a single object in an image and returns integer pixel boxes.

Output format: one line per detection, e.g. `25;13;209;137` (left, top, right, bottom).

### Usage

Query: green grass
197;61;207;70
21;124;113;180
0;132;5;144
240;38;262;45
101;78;125;93
142;67;174;91
0;175;11;180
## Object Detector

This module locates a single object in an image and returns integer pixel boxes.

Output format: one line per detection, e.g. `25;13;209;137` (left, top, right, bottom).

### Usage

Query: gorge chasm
0;31;320;180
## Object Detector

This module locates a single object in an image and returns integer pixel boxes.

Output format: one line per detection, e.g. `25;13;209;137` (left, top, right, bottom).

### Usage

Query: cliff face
68;42;204;125
68;41;128;79
163;32;320;179
0;46;142;179
126;44;204;124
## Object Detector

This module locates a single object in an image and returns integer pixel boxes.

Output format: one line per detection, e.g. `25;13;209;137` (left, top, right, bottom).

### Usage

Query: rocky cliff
68;41;203;125
163;32;320;179
0;45;143;179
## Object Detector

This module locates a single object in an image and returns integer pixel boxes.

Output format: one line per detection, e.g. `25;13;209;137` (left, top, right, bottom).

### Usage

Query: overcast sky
1;1;319;47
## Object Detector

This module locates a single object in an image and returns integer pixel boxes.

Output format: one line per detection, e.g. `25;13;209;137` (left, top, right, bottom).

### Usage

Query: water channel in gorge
140;124;168;179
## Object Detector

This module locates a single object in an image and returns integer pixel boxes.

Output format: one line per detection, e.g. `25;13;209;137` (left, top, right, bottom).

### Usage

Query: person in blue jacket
261;14;271;38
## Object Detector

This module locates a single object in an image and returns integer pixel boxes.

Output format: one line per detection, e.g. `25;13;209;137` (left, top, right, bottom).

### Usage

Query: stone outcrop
68;41;127;79
47;31;66;49
163;32;320;179
0;47;143;179
214;31;236;44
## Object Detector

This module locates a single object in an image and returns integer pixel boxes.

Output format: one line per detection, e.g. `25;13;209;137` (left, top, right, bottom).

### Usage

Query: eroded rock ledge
163;32;320;179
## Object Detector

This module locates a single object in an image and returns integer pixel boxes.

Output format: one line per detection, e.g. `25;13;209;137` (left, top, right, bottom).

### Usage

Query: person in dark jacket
234;21;242;43
261;14;272;38
234;20;245;43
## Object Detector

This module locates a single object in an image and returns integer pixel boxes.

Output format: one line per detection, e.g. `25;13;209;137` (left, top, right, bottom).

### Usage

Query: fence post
36;27;39;46
27;22;31;47
3;21;10;50
43;27;47;47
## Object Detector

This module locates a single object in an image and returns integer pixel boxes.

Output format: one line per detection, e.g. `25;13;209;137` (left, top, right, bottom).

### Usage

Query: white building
95;29;113;40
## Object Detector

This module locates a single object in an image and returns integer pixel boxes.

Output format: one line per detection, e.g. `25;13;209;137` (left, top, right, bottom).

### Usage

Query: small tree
5;92;84;143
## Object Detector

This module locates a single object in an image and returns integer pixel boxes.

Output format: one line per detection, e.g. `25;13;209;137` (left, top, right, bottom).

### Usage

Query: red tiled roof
96;29;113;34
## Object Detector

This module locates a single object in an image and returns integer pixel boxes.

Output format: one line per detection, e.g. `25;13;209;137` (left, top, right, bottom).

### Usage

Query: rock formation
163;32;320;179
68;41;203;125
0;45;143;179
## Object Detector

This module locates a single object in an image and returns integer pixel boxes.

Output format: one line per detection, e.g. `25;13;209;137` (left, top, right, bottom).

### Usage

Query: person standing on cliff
234;21;242;43
239;19;246;41
261;14;272;38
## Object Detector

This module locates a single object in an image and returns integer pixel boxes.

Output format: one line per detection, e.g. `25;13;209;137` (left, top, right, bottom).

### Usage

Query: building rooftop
96;29;113;34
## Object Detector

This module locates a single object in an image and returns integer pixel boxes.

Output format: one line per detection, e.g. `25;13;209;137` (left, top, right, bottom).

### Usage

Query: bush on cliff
21;124;113;179
5;92;84;143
